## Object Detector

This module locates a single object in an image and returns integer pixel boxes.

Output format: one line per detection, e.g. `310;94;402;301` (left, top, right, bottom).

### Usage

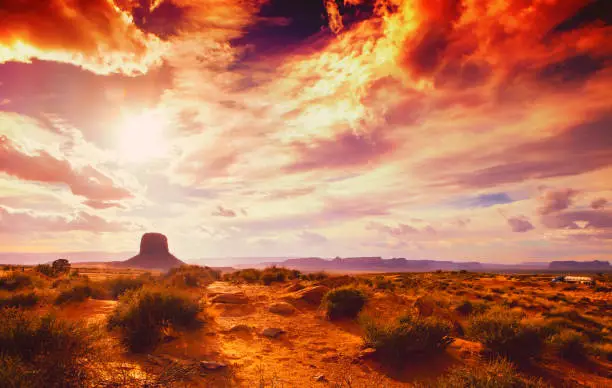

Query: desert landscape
2;0;612;387
1;233;610;387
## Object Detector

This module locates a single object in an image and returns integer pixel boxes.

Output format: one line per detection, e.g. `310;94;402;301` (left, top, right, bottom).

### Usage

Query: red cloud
0;0;165;75
0;135;132;202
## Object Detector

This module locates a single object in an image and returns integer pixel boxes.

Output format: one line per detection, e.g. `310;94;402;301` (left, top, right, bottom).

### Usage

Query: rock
262;327;285;338
414;296;436;317
228;324;252;332
292;286;330;304
285;282;305;292
269;302;295;315
118;233;185;271
211;292;249;304
313;374;327;382
354;348;376;361
140;232;169;254
200;361;227;370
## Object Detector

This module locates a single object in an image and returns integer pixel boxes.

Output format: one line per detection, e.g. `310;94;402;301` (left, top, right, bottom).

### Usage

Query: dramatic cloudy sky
0;0;611;263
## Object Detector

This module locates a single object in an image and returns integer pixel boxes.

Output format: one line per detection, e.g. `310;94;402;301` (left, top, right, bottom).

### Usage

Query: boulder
228;324;252;333
292;286;330;304
211;292;249;304
268;302;295;315
285;282;305;292
262;327;285;338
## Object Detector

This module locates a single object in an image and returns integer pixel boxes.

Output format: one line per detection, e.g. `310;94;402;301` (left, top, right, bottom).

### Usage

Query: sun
117;111;169;163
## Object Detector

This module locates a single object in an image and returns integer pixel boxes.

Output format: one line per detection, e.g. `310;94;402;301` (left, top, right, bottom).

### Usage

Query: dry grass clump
0;291;39;308
225;266;301;285
165;265;220;288
467;308;544;361
0;272;34;291
432;358;546;388
54;281;108;305
103;275;151;299
0;308;98;387
321;286;367;320
108;287;201;352
361;313;453;362
548;329;588;362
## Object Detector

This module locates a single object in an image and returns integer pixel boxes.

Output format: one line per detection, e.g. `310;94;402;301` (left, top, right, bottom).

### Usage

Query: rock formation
118;233;185;271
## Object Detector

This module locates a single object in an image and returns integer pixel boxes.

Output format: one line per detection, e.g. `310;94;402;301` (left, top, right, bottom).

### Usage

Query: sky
0;0;611;264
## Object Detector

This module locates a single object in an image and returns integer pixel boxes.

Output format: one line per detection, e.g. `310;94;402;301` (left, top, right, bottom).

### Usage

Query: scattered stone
292;286;330;304
200;361;227;370
313;374;327;382
269;302;295;315
262;327;285;338
355;348;376;361
211;292;249;304
228;324;252;332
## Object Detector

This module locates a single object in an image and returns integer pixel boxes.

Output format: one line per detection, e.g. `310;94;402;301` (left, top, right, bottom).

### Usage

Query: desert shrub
261;271;285;285
54;281;107;305
51;259;71;275
108;287;201;352
467;308;544;361
260;266;300;285
594;286;610;293
549;329;588;361
321;287;366;320
0;272;33;291
34;264;56;277
0;308;96;387
227;268;262;283
0;291;39;308
104;276;148;299
455;300;473;315
361;313;453;361
433;358;546;388
373;275;395;291
166;265;220;288
300;271;328;281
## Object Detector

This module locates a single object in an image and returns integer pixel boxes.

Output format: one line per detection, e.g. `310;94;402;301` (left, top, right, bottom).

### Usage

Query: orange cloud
0;0;166;75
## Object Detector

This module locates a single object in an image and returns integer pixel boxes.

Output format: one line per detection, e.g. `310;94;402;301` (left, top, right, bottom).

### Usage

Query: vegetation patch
433;358;546;387
361;313;453;362
467;308;544;361
549;329;588;362
108;287;201;352
0;291;39;308
0;308;97;387
321;287;366;320
165;265;220;288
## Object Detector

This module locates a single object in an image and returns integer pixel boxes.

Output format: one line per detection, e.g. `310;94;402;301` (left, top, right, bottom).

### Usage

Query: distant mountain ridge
250;257;611;273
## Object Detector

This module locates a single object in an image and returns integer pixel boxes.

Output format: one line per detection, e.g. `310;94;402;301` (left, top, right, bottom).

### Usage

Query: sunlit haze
0;0;611;264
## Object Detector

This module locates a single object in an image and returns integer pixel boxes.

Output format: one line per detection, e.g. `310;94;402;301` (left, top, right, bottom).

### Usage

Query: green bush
362;313;453;361
0;292;39;308
467;308;544;361
433;358;546;387
108;287;201;352
321;287;366;319
549;329;587;362
0;272;33;291
0;308;96;387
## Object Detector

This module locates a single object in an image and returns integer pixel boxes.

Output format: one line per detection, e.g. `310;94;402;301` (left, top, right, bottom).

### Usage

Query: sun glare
117;111;168;163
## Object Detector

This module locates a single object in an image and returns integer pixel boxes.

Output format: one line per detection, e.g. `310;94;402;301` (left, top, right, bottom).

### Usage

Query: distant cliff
263;257;484;272
548;260;611;271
